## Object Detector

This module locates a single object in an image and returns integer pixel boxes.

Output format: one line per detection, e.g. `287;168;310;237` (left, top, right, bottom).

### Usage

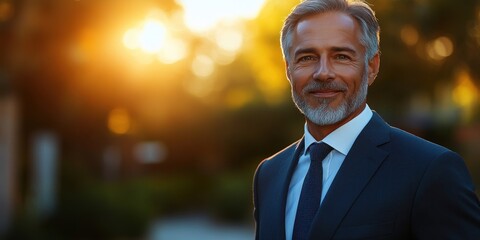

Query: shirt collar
303;105;373;155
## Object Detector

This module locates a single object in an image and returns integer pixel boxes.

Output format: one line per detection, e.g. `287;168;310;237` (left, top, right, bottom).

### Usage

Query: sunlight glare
123;19;169;54
177;0;266;32
139;20;167;53
123;29;141;50
215;28;243;52
157;38;188;64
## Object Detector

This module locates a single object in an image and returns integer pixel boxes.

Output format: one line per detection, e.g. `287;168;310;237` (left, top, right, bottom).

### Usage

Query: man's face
286;11;378;126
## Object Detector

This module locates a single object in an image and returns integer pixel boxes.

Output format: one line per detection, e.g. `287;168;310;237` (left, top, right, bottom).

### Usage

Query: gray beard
292;74;368;126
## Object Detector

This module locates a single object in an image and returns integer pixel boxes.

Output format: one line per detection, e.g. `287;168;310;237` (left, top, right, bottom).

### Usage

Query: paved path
147;214;254;240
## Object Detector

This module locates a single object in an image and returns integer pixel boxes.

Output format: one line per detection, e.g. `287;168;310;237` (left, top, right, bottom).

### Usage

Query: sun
122;0;266;67
123;19;168;53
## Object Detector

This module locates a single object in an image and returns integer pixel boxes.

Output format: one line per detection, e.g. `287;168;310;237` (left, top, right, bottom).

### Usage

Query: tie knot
310;142;333;163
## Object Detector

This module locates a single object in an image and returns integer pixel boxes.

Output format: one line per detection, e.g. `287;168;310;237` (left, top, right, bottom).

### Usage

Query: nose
312;57;335;81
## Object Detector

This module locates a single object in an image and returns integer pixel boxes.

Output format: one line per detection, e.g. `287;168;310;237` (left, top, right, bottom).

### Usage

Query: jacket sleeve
412;150;480;239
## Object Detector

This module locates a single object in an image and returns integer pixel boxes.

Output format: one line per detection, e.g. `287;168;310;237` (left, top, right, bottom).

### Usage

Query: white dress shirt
285;105;373;240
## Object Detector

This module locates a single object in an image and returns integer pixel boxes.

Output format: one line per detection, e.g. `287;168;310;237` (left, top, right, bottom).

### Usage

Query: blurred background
0;0;479;239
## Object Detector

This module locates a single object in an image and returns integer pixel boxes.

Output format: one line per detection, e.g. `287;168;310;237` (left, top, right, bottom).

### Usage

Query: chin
304;104;349;126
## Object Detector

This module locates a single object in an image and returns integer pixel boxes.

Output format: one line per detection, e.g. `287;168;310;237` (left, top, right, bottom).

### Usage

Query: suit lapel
309;113;391;239
262;138;305;240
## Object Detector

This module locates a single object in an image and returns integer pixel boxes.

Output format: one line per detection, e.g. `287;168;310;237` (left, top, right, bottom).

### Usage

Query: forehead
290;11;364;55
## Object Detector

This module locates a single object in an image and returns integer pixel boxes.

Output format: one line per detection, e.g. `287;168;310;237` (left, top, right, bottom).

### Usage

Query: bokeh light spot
211;49;236;66
108;108;131;135
226;89;254;109
400;25;419;46
184;77;215;98
157;38;188;64
433;37;453;57
192;55;215;77
0;1;13;22
215;28;243;52
426;36;453;61
453;69;478;108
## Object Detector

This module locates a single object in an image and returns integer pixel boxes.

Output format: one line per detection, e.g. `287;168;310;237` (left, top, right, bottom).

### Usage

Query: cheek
291;80;303;95
338;67;365;90
346;78;365;98
334;63;361;75
290;70;311;87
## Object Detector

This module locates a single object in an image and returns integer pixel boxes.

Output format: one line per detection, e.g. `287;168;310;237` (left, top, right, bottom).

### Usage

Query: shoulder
403;129;480;237
364;112;456;163
385;125;475;197
256;139;302;173
368;112;465;176
388;126;454;159
265;140;301;163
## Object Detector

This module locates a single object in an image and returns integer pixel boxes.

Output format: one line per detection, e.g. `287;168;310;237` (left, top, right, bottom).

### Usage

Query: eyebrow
292;47;317;59
331;46;357;55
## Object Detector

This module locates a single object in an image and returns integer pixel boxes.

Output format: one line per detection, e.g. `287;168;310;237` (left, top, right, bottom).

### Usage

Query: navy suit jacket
253;113;480;239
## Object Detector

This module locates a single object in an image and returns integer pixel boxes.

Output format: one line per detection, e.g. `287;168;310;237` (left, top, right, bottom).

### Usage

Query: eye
335;54;351;61
297;55;317;63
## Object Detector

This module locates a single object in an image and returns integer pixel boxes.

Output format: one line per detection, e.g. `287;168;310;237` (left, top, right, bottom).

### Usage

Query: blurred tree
370;0;479;120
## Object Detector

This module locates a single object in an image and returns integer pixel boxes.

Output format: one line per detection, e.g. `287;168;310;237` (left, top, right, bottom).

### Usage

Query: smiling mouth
309;89;343;98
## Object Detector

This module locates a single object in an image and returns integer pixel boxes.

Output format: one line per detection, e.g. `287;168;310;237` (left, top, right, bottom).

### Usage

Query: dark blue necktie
292;142;333;240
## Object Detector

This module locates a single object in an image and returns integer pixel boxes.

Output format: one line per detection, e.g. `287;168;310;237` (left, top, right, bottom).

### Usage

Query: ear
367;52;380;86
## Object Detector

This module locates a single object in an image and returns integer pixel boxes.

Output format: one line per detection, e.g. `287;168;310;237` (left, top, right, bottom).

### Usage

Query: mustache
302;81;348;93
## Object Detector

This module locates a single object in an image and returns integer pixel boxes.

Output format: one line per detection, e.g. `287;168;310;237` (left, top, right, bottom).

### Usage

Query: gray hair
280;0;380;63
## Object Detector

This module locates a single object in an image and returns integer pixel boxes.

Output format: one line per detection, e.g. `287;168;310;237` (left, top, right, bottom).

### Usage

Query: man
253;0;480;239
